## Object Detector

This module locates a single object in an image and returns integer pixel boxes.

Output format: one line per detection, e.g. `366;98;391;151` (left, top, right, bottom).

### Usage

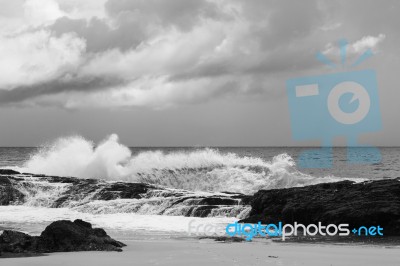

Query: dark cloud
0;0;393;109
105;0;224;31
0;75;124;106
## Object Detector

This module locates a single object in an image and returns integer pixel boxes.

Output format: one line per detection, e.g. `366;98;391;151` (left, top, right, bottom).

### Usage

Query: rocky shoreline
0;169;251;218
240;178;400;236
1;168;400;241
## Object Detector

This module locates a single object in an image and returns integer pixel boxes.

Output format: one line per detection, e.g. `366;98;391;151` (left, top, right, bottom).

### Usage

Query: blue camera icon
286;69;382;168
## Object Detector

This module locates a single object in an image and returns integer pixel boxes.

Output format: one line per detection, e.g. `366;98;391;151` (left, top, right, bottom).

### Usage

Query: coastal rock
0;231;36;254
0;169;250;218
38;219;126;252
240;179;400;236
90;182;153;200
0;219;126;255
0;169;21;175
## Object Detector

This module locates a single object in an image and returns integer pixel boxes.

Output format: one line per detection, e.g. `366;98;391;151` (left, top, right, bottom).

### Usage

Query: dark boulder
38;219;125;252
0;231;37;254
0;219;126;255
240;179;400;236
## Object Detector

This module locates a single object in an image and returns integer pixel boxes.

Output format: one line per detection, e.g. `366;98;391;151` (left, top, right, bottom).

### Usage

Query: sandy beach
2;238;399;266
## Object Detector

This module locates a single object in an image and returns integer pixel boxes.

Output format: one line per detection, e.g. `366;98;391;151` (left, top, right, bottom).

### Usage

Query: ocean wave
20;134;356;194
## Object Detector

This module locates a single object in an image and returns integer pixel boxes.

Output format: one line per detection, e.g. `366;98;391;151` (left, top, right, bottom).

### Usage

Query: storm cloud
0;0;394;109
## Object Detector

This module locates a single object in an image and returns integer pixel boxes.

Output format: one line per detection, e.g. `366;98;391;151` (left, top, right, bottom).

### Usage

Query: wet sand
2;238;399;266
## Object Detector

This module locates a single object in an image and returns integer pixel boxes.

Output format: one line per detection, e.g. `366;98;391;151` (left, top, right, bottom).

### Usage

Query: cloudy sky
0;0;398;146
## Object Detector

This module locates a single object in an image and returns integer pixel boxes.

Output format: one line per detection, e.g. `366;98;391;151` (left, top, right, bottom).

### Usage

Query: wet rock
0;169;20;175
0;231;36;254
240;179;400;236
38;219;125;252
0;219;126;255
197;197;239;206
92;182;153;200
0;169;250;217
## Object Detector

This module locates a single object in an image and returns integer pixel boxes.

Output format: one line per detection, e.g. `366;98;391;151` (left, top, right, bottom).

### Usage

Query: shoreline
1;169;400;265
2;238;399;266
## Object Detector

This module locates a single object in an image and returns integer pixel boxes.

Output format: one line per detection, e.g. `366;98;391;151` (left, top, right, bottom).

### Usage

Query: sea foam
21;134;356;194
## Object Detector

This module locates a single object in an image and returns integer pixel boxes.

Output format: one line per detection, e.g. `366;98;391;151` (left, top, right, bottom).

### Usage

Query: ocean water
0;135;399;238
1;138;399;181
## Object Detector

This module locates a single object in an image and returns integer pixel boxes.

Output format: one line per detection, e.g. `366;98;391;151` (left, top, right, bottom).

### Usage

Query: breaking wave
21;134;351;194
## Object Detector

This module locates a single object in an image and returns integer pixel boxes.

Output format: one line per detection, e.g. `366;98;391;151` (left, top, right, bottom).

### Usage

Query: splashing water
11;177;70;207
2;135;369;236
20;134;355;194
